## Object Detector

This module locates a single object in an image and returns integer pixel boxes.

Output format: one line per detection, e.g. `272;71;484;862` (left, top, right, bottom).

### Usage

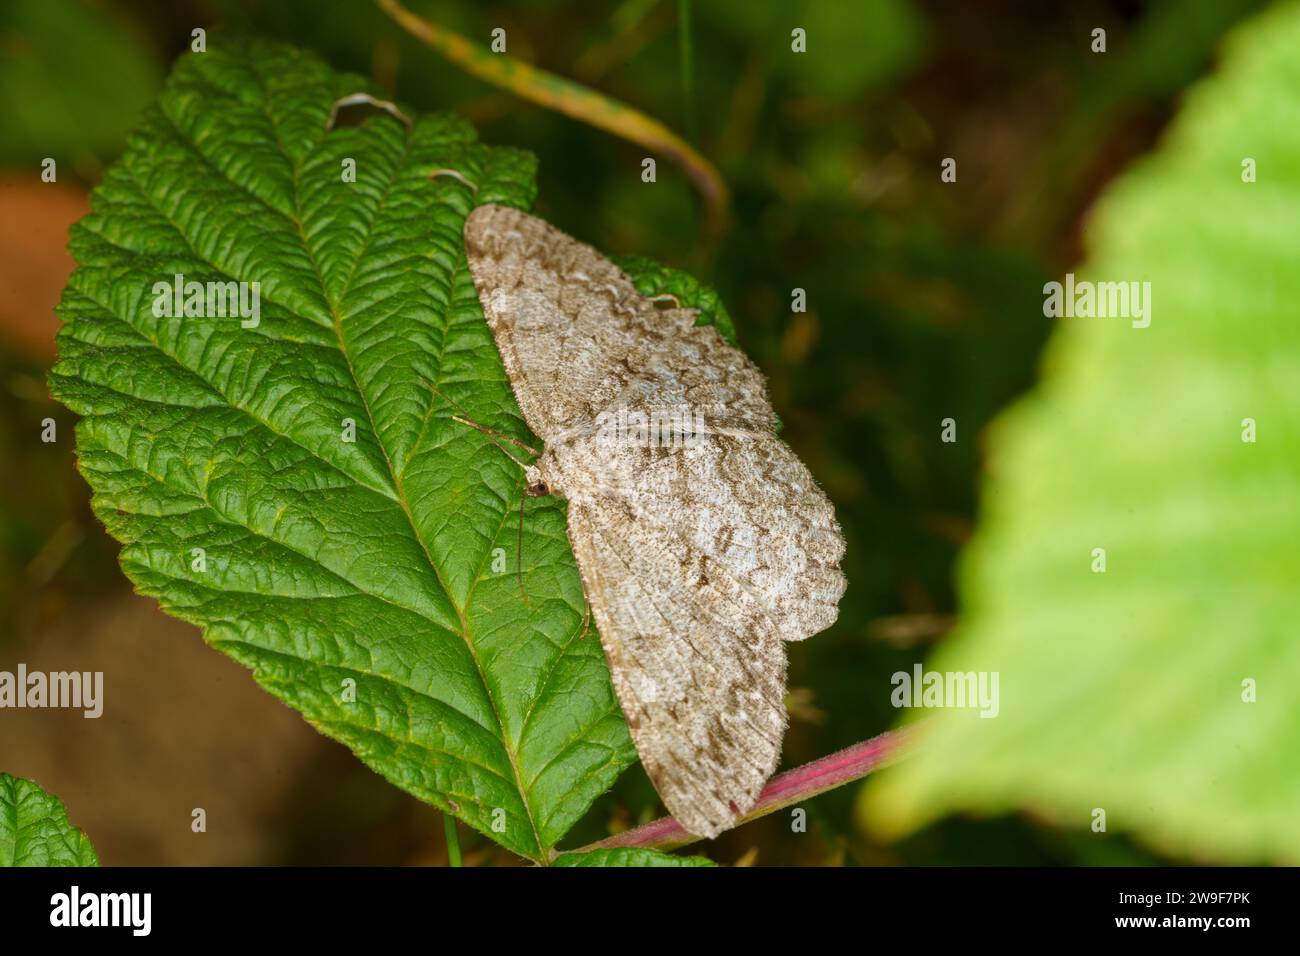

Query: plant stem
443;812;462;867
570;727;913;854
375;0;729;236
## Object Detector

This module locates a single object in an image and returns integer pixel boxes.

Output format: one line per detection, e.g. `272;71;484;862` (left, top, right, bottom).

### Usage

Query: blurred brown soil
0;173;86;363
0;590;332;864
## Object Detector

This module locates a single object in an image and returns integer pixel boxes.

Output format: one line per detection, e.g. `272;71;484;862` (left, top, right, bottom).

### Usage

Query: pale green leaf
864;3;1300;864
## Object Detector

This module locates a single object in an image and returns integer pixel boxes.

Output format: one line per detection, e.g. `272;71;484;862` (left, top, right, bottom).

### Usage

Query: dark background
0;0;1273;865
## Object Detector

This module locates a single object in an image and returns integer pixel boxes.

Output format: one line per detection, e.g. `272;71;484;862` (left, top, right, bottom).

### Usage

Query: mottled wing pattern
565;493;788;837
464;203;846;837
464;203;775;438
565;432;844;836
616;433;846;642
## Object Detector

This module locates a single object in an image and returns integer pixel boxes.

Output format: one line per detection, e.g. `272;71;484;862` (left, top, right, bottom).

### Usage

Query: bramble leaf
49;38;733;863
614;254;738;345
0;773;99;866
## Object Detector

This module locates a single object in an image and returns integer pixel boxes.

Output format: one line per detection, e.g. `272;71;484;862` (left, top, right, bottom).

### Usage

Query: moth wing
565;490;788;838
464;203;776;440
465;203;640;440
465;203;848;836
609;431;846;642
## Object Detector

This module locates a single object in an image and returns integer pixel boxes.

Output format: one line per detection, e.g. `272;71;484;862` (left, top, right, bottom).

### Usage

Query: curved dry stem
376;0;730;236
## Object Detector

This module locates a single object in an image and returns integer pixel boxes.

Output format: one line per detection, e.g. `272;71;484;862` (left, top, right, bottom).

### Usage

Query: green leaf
614;254;738;346
863;2;1300;864
48;37;656;862
552;848;716;867
0;773;99;866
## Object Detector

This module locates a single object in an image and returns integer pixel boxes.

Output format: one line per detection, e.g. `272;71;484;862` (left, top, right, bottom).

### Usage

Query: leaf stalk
568;727;914;855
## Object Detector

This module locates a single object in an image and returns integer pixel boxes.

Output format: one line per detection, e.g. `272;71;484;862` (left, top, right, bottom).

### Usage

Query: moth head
524;464;550;497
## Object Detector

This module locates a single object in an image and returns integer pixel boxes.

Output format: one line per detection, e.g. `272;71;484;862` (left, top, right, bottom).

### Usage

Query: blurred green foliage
0;0;160;173
867;0;1300;864
0;0;1277;865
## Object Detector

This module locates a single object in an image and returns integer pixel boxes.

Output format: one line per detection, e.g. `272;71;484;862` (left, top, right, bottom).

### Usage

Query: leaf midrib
97;111;530;787
70;56;559;861
245;62;548;860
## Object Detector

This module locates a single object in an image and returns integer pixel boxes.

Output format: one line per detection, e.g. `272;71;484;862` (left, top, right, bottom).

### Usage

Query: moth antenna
452;416;531;471
575;602;592;640
425;381;540;457
426;380;536;607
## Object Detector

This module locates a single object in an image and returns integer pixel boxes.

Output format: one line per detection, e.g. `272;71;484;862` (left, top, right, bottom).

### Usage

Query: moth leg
425;379;541;458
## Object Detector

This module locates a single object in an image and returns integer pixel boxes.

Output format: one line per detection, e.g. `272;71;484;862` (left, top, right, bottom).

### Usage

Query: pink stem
573;726;914;854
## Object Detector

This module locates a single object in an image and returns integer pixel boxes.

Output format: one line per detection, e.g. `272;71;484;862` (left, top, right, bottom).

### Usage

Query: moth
464;204;846;838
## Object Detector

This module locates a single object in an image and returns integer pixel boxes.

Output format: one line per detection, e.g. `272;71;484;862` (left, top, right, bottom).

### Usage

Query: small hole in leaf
327;93;411;131
429;168;479;193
